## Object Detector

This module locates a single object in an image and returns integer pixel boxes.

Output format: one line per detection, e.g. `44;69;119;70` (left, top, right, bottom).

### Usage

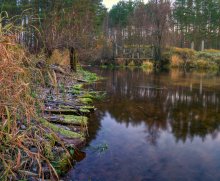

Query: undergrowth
0;12;74;180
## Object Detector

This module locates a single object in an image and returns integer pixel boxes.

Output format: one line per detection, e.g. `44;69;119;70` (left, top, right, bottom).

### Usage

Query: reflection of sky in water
66;69;220;181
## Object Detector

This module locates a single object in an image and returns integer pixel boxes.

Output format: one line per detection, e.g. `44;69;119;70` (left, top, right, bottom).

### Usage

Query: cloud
103;0;149;10
103;0;121;9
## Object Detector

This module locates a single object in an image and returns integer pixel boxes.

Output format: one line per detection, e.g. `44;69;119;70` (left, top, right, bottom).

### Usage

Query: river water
66;68;220;181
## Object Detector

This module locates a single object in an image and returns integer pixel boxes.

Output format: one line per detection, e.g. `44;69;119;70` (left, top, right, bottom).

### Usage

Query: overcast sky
103;0;148;10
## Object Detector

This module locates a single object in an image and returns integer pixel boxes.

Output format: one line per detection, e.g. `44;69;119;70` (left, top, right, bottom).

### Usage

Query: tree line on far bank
1;0;220;69
108;0;220;62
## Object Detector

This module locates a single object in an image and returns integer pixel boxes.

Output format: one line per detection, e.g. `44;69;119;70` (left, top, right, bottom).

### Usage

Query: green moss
59;105;74;109
52;153;72;174
62;115;88;125
79;97;93;104
77;67;100;83
81;93;94;99
80;105;95;110
94;92;106;100
82;91;106;101
45;109;77;114
40;119;84;140
73;84;83;90
44;142;54;160
72;89;81;95
100;65;108;68
79;108;91;113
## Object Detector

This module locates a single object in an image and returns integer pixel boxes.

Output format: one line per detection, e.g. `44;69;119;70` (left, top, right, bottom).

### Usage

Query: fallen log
44;115;88;126
44;109;78;115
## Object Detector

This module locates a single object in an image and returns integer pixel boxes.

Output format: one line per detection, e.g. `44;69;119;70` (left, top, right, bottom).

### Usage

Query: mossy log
40;119;84;140
45;101;95;111
45;115;88;126
44;109;78;115
79;97;93;104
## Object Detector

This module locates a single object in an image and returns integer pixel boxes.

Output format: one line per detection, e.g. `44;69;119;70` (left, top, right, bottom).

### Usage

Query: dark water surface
66;68;220;181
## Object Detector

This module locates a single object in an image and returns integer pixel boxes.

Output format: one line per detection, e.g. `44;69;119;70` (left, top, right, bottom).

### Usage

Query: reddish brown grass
0;35;61;180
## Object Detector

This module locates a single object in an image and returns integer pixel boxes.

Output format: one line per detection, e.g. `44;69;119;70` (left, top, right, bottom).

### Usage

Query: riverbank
163;47;220;70
38;66;102;178
0;37;103;180
98;47;220;71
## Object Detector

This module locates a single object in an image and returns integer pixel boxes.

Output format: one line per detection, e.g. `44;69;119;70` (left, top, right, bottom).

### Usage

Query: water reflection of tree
90;68;220;144
86;110;104;144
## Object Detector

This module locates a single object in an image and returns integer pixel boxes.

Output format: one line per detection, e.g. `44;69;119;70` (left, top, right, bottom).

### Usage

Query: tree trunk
201;40;205;51
154;46;161;62
69;47;77;72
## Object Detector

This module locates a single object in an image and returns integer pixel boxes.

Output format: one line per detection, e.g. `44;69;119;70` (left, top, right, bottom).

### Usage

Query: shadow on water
66;68;220;181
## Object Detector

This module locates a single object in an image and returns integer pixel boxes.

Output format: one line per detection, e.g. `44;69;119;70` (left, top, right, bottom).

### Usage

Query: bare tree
147;0;171;63
42;0;97;71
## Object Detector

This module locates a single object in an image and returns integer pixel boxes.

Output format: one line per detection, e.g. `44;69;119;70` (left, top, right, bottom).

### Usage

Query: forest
1;0;220;180
2;0;220;67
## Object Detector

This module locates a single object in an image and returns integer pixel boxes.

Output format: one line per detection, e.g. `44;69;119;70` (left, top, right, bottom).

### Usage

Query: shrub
193;59;218;70
170;55;184;67
203;49;220;53
196;52;215;60
171;47;196;60
115;58;126;67
128;60;136;67
142;60;153;69
196;51;220;64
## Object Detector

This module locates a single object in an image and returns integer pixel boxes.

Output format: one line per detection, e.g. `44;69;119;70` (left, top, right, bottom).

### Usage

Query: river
66;68;220;181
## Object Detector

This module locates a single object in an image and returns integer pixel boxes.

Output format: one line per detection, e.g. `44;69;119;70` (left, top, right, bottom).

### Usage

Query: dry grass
0;11;89;181
0;36;35;123
170;55;184;67
48;49;70;66
0;34;66;181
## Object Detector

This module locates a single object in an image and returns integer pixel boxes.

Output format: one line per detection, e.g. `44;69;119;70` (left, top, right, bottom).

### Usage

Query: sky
103;0;148;10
